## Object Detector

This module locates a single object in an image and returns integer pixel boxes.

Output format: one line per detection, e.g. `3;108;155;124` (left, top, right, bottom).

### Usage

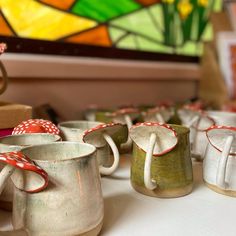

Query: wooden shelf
1;53;200;81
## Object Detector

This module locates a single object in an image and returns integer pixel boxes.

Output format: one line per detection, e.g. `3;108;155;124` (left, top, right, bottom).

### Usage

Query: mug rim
0;133;61;146
206;110;236;117
58;120;103;129
20;141;96;163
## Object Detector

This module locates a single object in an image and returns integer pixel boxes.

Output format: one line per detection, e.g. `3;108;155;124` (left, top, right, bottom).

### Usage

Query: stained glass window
0;0;222;60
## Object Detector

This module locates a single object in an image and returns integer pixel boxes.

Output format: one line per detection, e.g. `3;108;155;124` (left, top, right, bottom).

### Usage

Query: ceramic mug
58;121;127;175
190;111;236;160
0;133;61;211
0;142;103;235
95;108;140;152
130;123;193;198
203;126;236;197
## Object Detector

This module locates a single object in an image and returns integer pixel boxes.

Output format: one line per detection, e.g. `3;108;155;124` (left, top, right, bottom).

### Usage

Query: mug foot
204;182;236;197
26;219;103;236
131;182;193;198
0;200;12;211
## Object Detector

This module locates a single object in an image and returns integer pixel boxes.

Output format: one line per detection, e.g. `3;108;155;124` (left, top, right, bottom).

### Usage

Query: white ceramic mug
0;142;104;235
0;133;61;211
192;111;236;160
58;121;120;175
203;126;236;197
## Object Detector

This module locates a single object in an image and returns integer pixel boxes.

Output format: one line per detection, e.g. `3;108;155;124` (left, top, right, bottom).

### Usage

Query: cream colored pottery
0;133;61;211
58;121;121;175
11;142;104;235
203;126;236;197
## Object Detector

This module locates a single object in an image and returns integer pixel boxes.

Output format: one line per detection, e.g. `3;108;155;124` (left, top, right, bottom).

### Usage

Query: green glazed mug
130;123;193;198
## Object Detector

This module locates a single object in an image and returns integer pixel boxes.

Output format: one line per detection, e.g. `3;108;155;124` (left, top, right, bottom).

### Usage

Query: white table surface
1;155;236;236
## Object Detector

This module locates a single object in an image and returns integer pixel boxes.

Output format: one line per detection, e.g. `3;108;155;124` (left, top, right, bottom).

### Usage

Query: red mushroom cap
130;122;178;156
206;125;236;155
83;123;127;148
0;43;7;55
13;119;60;135
0;151;48;193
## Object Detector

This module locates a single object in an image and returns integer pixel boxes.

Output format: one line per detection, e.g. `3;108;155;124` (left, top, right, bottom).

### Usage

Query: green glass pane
116;34;137;49
149;4;164;32
109;27;127;42
135;36;173;53
111;6;164;43
71;0;141;23
201;23;213;41
213;0;222;12
175;41;202;56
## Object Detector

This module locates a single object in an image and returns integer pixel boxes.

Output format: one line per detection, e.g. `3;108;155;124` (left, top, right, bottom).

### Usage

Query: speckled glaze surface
0;134;61;211
58;121;121;174
12;142;104;236
131;125;193;198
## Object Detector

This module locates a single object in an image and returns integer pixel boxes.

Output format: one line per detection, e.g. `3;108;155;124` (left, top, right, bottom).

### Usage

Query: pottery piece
142;106;174;123
0;151;48;234
130;123;193;198
58;121;128;175
94;108;140;152
0;133;61;211
203;126;236;197
191;110;236;161
178;106;215;160
0;142;103;235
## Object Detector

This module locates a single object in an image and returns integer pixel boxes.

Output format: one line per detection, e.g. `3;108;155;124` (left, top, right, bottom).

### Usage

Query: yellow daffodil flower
177;0;193;20
198;0;209;7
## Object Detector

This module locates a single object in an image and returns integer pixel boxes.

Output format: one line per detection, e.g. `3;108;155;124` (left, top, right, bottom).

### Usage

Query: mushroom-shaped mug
83;123;128;175
130;123;193;198
0;133;61;211
203;126;236;197
0;151;48;235
142;106;173;123
110;108;140;152
12;142;103;235
178;106;215;160
0;43;8;95
58;121;128;175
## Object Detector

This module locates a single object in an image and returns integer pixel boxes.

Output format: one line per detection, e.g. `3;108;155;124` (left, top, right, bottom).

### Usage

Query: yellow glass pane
0;0;97;40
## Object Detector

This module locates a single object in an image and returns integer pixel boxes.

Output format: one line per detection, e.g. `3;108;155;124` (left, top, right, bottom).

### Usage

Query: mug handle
99;133;119;175
0;61;8;95
155;113;165;123
144;133;157;190
121;114;133;149
216;135;234;189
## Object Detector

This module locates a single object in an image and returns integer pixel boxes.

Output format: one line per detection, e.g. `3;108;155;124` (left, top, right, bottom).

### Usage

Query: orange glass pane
0;14;14;36
64;25;112;47
40;0;75;10
135;0;160;6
